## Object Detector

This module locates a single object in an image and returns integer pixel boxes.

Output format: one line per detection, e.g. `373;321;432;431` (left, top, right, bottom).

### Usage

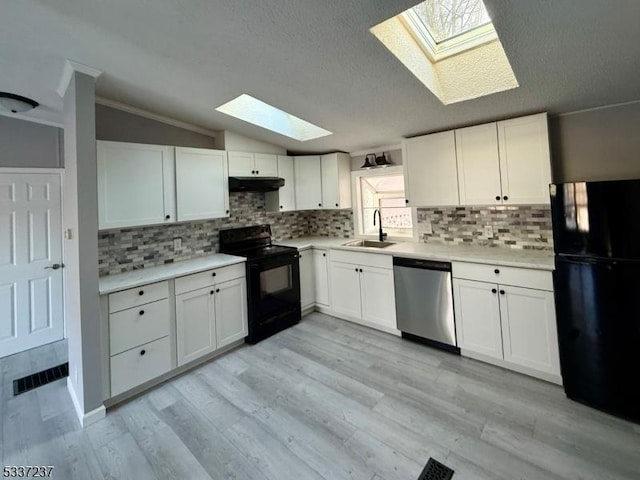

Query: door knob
45;263;63;270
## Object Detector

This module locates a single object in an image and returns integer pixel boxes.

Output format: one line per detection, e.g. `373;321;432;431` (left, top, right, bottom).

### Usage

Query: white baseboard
67;378;106;427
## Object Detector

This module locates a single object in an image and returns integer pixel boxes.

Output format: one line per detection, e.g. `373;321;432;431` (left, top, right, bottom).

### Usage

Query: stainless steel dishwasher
393;257;459;353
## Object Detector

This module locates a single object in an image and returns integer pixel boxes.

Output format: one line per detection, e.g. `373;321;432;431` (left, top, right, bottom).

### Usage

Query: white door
497;113;552;205
175;286;216;366
176;147;229;221
253;153;278;177
455;123;503;206
299;249;315;310
312;249;330;307
453;279;503;360
97;141;175;229
277;155;296;211
227;151;254;177
0;173;63;358
294;156;323;210
499;285;560;375
403;131;460;207
360;266;396;330
215;278;248;348
330;262;362;320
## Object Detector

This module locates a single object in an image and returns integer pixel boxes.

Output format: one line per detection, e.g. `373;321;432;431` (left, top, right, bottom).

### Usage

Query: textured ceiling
1;0;640;154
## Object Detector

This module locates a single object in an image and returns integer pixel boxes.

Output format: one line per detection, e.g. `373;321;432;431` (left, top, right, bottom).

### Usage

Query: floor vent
13;362;69;396
418;458;455;480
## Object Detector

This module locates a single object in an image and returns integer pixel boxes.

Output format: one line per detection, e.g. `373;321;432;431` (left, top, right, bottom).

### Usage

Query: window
354;167;413;238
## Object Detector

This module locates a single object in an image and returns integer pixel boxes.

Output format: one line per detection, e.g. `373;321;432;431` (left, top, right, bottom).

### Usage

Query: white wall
217;130;287;155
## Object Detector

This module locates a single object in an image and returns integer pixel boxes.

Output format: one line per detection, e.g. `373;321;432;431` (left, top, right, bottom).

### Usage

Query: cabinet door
175;147;229;221
330;262;362;319
321;154;340;209
176;287;216;366
453;279;503;359
497;113;551;205
228;151;254;176
294;156;323;210
254;153;278;177
312;249;330;307
299;249;315;310
215;278;248;348
97;141;175;229
360;266;396;330
265;155;296;212
499;285;560;375
455;123;502;206
403;131;459;207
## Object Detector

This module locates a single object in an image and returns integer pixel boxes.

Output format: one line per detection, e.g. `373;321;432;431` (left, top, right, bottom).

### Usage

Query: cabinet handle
140;349;146;356
138;290;144;296
500;289;505;295
251;170;255;174
495;196;501;201
335;203;339;207
280;205;283;209
323;253;326;257
355;268;358;272
359;268;363;273
210;290;214;295
405;199;409;204
139;310;145;315
256;170;259;175
318;203;322;207
492;288;497;294
225;210;230;214
165;214;171;220
212;272;217;277
494;269;500;274
503;196;508;201
216;288;220;293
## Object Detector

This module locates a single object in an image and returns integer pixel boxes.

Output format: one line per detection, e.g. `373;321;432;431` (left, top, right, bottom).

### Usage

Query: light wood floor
2;313;639;480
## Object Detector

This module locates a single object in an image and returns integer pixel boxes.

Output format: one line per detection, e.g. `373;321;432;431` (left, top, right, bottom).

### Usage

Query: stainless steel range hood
228;176;285;192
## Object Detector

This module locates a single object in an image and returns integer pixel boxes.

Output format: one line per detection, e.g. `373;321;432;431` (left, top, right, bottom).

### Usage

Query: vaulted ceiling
2;1;640;153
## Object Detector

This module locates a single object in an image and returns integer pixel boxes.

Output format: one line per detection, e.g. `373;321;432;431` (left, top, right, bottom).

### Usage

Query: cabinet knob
225;210;230;214
500;289;505;295
318;203;322;207
491;288;497;294
256;170;259;174
355;268;358;272
280;205;283;209
138;290;144;296
495;196;501;201
251;170;255;174
503;195;509;201
323;253;326;257
335;203;339;207
359;268;363;273
216;288;220;293
405;199;409;204
212;272;216;277
165;214;171;220
210;290;214;295
140;349;146;356
139;310;145;315
494;269;500;274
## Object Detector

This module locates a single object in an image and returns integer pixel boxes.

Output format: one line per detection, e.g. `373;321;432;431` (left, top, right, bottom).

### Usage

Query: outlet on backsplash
423;220;433;235
173;237;182;250
484;225;494;238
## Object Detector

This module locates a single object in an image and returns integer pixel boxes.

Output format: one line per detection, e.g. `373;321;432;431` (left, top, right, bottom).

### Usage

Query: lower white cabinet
215;277;248;348
360;265;398;330
299;249;315;311
330;262;362;319
312;249;330;307
452;262;560;383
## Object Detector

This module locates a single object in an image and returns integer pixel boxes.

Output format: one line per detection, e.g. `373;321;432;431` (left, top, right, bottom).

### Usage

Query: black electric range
219;225;301;344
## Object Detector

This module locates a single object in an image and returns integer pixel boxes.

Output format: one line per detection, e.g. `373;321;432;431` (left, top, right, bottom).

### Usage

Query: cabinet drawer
109;281;169;313
452;262;552;291
330;249;392;269
109;299;170;355
110;336;172;397
175;263;245;295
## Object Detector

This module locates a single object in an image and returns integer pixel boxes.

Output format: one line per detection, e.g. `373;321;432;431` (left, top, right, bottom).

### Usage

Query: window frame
351;165;418;242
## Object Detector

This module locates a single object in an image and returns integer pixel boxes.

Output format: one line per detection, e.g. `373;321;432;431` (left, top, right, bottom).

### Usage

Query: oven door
247;252;301;327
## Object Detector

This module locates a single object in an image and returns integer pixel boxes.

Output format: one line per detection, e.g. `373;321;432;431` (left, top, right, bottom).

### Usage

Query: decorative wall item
417;205;553;250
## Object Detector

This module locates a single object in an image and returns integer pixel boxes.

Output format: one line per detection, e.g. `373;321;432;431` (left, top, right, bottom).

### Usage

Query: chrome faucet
373;209;387;242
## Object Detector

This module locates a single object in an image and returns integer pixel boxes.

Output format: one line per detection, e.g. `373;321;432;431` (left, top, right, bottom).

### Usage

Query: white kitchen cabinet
497;113;551;205
360;265;396;330
97;141;176;229
452;261;560;383
175;286;216;366
175;147;229;221
299;248;315;311
321;153;352;209
455;123;502;206
330;261;362;319
228;151;277;177
215;277;248;349
312;249;330;307
403;130;460;207
453;279;504;360
265;155;296;212
294;155;323;210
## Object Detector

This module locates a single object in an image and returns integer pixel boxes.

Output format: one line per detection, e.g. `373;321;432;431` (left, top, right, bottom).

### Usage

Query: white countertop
278;237;554;270
99;254;246;295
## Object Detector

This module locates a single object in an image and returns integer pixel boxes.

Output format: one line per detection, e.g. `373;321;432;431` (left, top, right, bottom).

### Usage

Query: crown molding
349;143;401;157
95;96;218;138
56;60;102;98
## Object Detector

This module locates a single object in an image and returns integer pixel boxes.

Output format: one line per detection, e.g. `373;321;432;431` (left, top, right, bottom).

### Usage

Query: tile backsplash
417;205;553;250
98;192;353;275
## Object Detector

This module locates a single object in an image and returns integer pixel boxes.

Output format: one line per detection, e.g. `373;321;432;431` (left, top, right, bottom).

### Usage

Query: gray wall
550;102;640;182
0;116;63;168
95;104;217;148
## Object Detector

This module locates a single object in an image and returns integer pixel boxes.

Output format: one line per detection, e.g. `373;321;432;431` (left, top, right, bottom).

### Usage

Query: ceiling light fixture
0;92;39;113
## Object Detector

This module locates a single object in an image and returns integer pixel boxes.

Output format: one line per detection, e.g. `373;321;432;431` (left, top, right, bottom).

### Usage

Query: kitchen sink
343;240;395;249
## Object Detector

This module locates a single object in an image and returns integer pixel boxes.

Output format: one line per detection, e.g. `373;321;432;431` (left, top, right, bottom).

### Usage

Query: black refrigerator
550;179;640;423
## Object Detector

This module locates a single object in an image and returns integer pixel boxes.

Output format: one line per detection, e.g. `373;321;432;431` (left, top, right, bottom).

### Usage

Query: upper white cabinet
497;113;552;205
97;141;176;230
321;153;352;209
457;113;551;206
294;155;323;210
455;123;502;205
175;147;229;221
265;155;296;213
403;130;460;207
228;151;277;177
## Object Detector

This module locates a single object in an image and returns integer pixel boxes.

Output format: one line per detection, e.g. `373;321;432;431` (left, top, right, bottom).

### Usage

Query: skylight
215;94;332;142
